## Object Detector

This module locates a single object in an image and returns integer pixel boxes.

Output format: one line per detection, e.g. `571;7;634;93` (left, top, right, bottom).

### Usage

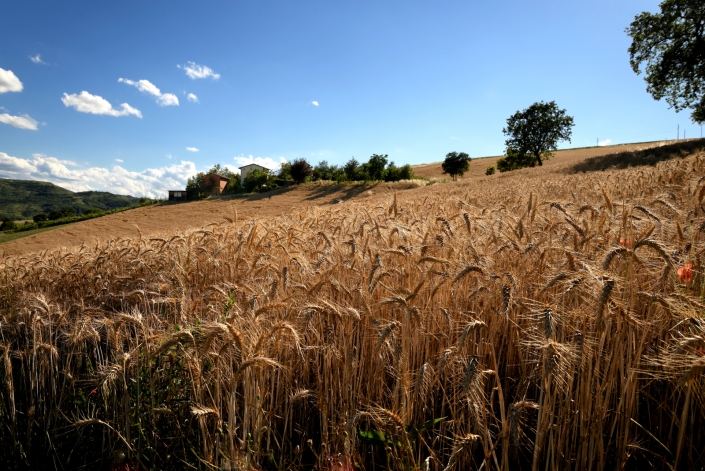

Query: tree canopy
441;152;471;180
186;163;239;198
626;0;705;123
499;101;574;170
243;169;270;193
367;154;388;181
290;158;313;184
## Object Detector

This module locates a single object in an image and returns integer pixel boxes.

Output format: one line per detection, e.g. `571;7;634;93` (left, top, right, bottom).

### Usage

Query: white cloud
157;93;179;106
178;62;220;80
0;151;198;198
0;113;38;130
29;54;46;64
118;78;179;106
187;93;199;103
166;154;172;159
598;139;611;146
186;147;199;152
233;155;287;172
62;91;142;118
115;158;124;163
311;101;319;106
0;68;23;93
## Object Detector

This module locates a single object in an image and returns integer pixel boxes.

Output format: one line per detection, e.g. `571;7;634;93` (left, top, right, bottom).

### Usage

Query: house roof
238;163;269;170
206;173;230;181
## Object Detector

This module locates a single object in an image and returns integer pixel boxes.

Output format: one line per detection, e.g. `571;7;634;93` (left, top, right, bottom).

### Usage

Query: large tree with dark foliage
441;152;471;181
500;101;574;169
626;0;705;123
290;158;313;184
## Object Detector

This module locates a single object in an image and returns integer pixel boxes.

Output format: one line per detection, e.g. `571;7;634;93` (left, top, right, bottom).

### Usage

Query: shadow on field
566;139;705;173
302;182;373;204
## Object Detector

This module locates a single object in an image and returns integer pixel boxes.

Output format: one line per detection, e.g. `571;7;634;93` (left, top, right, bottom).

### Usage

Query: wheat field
1;144;704;470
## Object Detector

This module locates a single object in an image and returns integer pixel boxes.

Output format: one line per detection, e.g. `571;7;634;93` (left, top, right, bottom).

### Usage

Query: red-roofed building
204;173;230;195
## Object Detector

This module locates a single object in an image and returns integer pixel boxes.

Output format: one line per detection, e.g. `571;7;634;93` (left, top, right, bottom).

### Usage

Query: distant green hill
0;179;147;220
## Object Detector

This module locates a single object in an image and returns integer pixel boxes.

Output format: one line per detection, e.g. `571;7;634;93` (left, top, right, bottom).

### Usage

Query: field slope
412;139;682;180
0;140;691;258
0;140;704;470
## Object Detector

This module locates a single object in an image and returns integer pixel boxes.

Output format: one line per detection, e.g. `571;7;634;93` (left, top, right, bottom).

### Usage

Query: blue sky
0;0;700;197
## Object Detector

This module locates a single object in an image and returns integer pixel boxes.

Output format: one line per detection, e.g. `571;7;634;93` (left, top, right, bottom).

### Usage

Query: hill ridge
0;178;146;220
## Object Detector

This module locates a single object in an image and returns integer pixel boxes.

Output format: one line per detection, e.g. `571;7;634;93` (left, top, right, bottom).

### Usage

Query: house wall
168;191;188;201
239;164;267;185
204;174;229;195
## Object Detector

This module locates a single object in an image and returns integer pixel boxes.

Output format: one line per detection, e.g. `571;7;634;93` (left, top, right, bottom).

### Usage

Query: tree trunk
535;152;543;166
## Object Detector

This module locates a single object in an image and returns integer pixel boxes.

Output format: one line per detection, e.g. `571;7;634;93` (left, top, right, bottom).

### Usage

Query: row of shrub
280;154;415;184
186;155;418;197
0;199;159;233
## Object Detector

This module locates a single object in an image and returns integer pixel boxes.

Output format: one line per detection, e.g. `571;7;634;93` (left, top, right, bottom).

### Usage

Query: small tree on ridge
441;152;471;181
501;101;574;168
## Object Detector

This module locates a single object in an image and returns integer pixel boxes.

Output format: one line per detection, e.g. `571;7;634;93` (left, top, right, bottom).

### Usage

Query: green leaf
358;429;388;446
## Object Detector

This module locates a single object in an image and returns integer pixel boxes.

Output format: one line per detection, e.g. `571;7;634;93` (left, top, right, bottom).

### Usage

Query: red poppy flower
677;264;693;283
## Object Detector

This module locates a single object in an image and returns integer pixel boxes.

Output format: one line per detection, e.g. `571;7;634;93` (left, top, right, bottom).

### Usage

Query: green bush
0;219;17;231
385;163;415;182
33;213;48;223
243;169;270;193
48;207;76;220
485;166;495;175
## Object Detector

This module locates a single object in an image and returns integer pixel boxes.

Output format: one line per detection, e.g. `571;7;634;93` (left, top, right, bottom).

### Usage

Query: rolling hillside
1;139;702;257
0;179;147;220
1;138;704;470
411;139;682;180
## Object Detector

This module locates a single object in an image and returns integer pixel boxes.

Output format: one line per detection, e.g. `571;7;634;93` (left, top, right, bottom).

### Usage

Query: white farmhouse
238;163;269;185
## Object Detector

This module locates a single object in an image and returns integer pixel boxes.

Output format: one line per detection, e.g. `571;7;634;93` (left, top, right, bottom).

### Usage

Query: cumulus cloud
187;93;199;103
0;68;23;93
178;62;220;80
29;54;46;64
0;113;38;130
62;91;142;118
157;93;179;106
233;155;287;172
0;151;198;198
598;139;612;146
311;101;319;106
118;78;179;106
115;158;123;163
